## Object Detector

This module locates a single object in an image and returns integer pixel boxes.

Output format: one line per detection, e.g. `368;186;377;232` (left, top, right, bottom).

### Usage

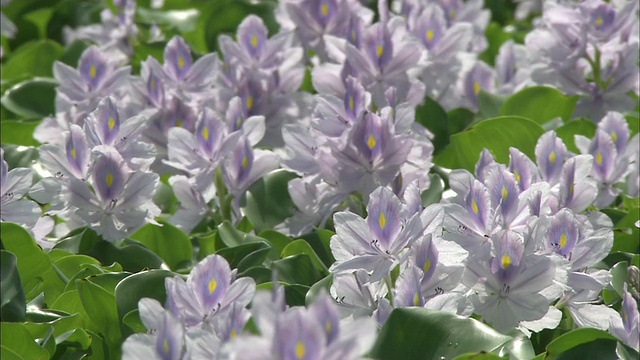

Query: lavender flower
64;146;160;241
610;283;640;351
165;254;255;330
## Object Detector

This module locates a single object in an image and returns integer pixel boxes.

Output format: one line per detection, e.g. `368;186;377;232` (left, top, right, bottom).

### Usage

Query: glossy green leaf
76;279;122;356
299;229;335;269
609;261;630;298
53;254;102;280
1;77;57;118
49;290;99;333
216;221;266;248
129;221;193;270
216;241;272;272
370;308;512;360
83;238;164;273
258;229;293;255
453;353;506;360
435;116;544;172
0;223;52;294
137;8;200;33
545;328;617;357
611;209;640;254
114;269;173;336
123;309;146;334
305;274;333;306
477;90;507;120
415;97;449;155
555;119;596;153
1;40;62;80
554;338;618;360
421;173;444;206
478;22;512;66
0;120;40;146
1;322;49;360
242;169;297;233
499;86;578;124
271;254;321;287
281;239;329;274
0;250;26;322
448;107;475;134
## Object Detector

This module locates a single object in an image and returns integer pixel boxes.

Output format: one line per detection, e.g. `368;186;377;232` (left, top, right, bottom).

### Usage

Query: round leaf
129;221;193;270
499;86;578;124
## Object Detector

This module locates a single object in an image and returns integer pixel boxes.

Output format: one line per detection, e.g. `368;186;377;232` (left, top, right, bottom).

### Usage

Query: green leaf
453;353;506;360
545;328;617;358
478;22;512;66
0;120;40;146
415;97;449;155
281;239;329;275
477;90;507;120
305;274;333;306
242;169;297;233
448;107;475;135
216;221;266;248
239;266;272;284
625;113;639;137
609;261;630;298
299;229;335;269
1;40;62;80
421;173;444;206
499;86;578;124
0;223;52;294
53;254;101;280
0;250;26;322
83;238;164;273
271;254;321;287
611;209;640;254
1;77;57;118
258;229;293;256
49;290;99;333
76;279;122;357
216;241;272;272
114;269;173;336
370;308;512;360
58;40;89;67
555;119;596;153
137;8;200;33
554;338;618;360
435;116;544;172
129;221;193;270
1;323;49;360
123;310;146;334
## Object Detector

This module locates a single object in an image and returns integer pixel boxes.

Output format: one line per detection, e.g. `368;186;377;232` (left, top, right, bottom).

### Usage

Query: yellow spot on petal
367;134;377;150
178;56;184;70
108;117;115;131
501;254;511;269
376;44;384;58
559;233;567;249
251;34;258;48
473;82;480;95
569;183;575;197
202;126;209;141
295;341;305;359
623;308;628;324
595;150;602;165
321;3;328;16
501;185;508;200
236;116;242;129
514;170;521;183
163;339;169;354
89;64;96;79
413;292;421;306
106;172;113;188
246;96;254;110
549;151;556;165
351;31;356;42
471;199;479;215
230;328;237;339
71;147;77;160
611;131;617;144
242;155;248;169
423;258;431;274
175;118;182;128
378;211;386;230
325;320;331;334
150;79;156;91
208;277;217;294
426;29;434;42
449;8;456;20
349;96;354;111
595;15;603;27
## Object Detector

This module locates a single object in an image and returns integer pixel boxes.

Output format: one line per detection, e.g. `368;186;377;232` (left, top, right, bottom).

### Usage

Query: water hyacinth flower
461;230;566;332
227;289;377;360
54;45;131;116
165;254;256;329
461;60;496;111
64;146;160;242
1;149;53;243
610;283;640;351
330;186;443;282
122;299;188;360
146;35;218;101
575;111;640;207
